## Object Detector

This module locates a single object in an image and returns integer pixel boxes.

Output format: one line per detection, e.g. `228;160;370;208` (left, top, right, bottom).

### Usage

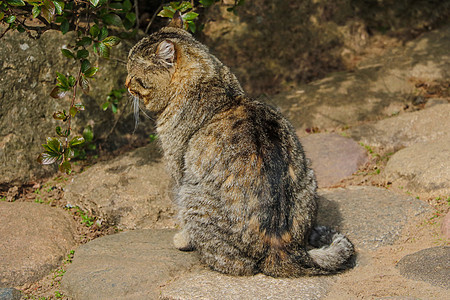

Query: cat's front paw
173;230;194;251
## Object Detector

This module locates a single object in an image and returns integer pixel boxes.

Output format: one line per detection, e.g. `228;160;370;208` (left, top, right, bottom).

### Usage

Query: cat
126;13;354;277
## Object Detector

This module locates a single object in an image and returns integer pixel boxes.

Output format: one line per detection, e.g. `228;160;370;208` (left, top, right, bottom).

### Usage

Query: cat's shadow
316;195;343;230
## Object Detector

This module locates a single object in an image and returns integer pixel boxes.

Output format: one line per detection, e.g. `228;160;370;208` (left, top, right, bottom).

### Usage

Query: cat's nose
125;75;133;88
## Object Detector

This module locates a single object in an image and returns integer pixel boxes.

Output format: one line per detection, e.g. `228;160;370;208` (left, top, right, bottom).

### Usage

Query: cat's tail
306;226;354;272
261;226;354;277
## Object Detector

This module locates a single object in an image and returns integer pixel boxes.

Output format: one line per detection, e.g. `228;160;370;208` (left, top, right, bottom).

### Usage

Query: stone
61;229;199;299
397;246;450;289
0;288;22;300
317;186;430;250
299;133;368;187
348;104;450;153
0;202;77;287
442;212;450;240
63;142;175;230
0;28;152;185
161;270;333;300
384;140;450;198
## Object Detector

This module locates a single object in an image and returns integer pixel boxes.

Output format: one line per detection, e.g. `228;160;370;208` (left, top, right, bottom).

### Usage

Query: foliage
0;0;243;175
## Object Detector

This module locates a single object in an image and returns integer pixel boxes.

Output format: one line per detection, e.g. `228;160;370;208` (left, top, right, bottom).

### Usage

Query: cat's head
126;12;215;112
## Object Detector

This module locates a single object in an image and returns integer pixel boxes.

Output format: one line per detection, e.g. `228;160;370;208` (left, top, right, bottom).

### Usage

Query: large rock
299;133;368;187
0;202;77;287
442;212;450;240
161;271;333;300
348;104;450;153
318;186;430;250
61;229;199;299
271;27;450;132
0;28;152;185
63;142;175;230
62;186;432;299
384;140;450;198
397;246;450;289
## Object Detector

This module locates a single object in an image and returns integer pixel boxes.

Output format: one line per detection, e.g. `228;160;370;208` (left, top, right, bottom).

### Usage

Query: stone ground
1;24;449;300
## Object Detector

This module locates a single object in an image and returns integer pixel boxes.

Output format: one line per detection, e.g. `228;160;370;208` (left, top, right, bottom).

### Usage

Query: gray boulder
348;104;450;153
318;186;430;250
384;139;450;198
63;142;175;230
0;202;77;287
61;229;199;300
397;246;450;289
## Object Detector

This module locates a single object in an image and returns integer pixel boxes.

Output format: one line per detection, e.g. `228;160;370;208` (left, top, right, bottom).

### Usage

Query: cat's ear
168;11;184;29
156;40;176;66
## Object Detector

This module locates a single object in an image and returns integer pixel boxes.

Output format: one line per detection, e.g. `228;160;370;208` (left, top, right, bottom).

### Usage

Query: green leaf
69;136;85;147
109;2;122;9
103;13;122;26
157;8;175;18
188;21;196;33
59;161;71;174
50;86;68;99
98;26;108;41
74;103;85;111
178;1;192;12
125;12;135;23
102;102;109;111
84;66;98;77
6;0;25;6
61;48;75;59
53;111;67;120
56;126;70;137
41;0;56;23
82;126;94;142
0;13;4;22
81;59;91;73
76;49;89;59
68;75;76;87
94;42;110;59
5;15;16;24
76;36;92;47
183;12;198;21
102;36;120;47
89;0;100;7
199;0;215;7
122;0;132;11
89;24;100;38
37;152;60;165
56;72;70;88
79;75;90;93
111;103;117;113
69;106;78;117
32;5;41;18
60;18;69;34
46;137;63;153
53;0;64;14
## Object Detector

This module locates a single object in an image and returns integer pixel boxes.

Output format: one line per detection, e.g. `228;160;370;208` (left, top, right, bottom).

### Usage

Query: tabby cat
126;13;354;277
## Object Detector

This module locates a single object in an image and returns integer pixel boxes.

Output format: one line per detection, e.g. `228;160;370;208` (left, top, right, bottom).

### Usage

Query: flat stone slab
397;246;450;289
0;202;77;287
161;270;333;300
299;133;368;187
61;229;199;299
317;186;430;250
384;139;450;198
64;143;176;230
348;104;450;153
0;288;22;300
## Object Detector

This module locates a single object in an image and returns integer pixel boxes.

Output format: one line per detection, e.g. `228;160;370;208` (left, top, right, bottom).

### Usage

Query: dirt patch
326;213;449;299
